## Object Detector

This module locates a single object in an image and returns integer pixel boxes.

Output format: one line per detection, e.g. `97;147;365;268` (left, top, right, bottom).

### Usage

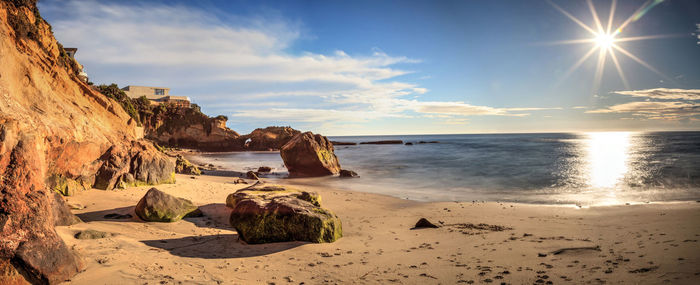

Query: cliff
239;126;301;151
95;85;302;152
0;1;174;283
141;105;242;151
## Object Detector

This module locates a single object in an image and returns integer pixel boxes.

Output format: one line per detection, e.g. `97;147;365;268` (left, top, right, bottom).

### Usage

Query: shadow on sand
77;203;305;258
141;234;306;259
76;206;137;222
76;203;233;230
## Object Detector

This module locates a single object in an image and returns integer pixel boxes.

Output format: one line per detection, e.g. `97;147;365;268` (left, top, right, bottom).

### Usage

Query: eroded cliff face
142;106;242;151
240;126;301;151
0;1;174;283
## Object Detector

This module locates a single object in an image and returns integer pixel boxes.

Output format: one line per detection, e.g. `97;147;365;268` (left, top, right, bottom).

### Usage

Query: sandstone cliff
142;105;242;151
0;1;174;283
239;126;301;151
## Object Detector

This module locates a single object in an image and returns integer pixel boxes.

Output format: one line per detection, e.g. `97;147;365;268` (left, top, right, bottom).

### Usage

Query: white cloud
41;0;556;129
613;88;700;101
586;101;699;120
588;88;700;121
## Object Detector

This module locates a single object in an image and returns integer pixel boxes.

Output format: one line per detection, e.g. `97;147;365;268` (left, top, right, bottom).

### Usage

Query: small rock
339;169;359;178
538;253;547;257
246;171;260;180
413;218;439;229
67;203;85;210
405;142;413;145
257;166;272;173
75;229;109;239
233;178;248;184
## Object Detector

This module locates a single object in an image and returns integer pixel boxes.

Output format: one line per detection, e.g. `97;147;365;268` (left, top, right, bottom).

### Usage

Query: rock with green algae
227;184;341;244
74;230;109;240
135;188;200;222
175;155;201;175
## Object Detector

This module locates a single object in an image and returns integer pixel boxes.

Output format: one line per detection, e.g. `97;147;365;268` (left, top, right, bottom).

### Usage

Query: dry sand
57;174;700;284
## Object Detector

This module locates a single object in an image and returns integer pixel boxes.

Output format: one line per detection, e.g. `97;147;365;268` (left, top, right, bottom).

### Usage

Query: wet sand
57;174;700;284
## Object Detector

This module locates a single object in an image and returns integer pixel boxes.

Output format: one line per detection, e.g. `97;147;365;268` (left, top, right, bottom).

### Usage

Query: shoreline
180;150;700;208
56;173;700;284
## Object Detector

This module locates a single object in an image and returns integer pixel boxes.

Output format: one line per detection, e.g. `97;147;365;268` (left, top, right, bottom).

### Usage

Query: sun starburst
547;0;674;92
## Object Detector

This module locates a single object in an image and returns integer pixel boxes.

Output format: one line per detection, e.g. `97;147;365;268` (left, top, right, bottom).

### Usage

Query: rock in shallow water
175;155;201;175
339;169;359;178
135;188;200;222
246;171;260;180
280;132;341;177
227;184;342;244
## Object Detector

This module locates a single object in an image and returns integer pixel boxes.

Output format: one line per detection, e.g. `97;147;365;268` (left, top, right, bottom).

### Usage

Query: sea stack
280;132;341;177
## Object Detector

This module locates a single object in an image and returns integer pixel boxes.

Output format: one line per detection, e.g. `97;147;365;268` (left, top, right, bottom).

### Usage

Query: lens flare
545;0;675;91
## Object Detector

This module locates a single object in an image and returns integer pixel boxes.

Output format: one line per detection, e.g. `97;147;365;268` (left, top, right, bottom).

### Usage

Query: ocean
191;131;700;206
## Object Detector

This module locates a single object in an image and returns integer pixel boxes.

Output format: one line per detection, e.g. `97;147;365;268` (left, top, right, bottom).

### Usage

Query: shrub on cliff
94;84;141;124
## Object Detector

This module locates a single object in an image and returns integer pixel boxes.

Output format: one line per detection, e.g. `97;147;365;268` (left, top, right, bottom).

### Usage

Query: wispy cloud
588;88;700;120
42;0;556;132
613;88;700;100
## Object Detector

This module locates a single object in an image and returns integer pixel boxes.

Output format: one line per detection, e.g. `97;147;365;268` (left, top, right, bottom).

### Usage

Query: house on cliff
121;85;191;108
64;47;89;83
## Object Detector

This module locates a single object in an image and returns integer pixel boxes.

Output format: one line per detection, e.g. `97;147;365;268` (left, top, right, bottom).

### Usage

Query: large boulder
135;188;200;222
280;132;341;177
93;140;176;190
226;184;342;244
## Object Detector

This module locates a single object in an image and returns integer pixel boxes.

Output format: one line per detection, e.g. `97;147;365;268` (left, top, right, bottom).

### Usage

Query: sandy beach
56;173;700;284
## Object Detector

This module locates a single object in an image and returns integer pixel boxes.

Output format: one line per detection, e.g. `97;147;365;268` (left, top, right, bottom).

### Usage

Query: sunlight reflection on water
190;132;700;205
582;132;632;205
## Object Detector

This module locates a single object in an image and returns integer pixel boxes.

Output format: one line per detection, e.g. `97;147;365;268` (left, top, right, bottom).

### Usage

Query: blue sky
39;0;700;135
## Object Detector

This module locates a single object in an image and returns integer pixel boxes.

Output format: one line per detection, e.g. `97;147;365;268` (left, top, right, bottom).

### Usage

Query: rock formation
174;155;201;175
134;188;201;222
359;140;403;145
141;105;241;151
93;140;175;190
226;184;342;244
239;126;301;151
0;1;174;283
280;132;341;177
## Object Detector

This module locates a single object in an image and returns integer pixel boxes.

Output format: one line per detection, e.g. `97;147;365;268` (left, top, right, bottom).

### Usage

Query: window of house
154;89;165;95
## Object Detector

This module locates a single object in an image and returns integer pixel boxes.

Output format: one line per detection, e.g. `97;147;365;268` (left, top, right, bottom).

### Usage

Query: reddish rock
240;126;301;151
143;107;241;151
280;132;341;177
0;1;175;282
93;140;175;190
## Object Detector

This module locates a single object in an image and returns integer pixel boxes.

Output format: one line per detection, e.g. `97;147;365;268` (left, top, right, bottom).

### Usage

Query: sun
595;33;615;49
547;0;673;91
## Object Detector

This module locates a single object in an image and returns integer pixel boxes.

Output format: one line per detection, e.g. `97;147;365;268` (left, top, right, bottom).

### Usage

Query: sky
38;0;700;135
